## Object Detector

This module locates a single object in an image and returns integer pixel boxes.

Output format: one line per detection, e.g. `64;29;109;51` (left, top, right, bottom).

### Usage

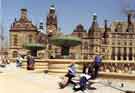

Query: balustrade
21;59;135;75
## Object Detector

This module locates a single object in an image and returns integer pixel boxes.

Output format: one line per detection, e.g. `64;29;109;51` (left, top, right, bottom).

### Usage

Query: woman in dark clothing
93;55;102;78
82;63;87;74
82;62;95;79
27;55;35;70
73;74;91;93
88;63;95;79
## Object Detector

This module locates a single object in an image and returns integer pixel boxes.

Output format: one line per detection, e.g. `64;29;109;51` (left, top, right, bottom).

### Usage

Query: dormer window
115;22;122;32
127;24;134;32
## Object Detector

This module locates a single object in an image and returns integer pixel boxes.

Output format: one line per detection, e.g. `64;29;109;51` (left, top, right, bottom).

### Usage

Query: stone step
48;69;82;73
22;63;48;66
22;66;48;69
21;62;48;71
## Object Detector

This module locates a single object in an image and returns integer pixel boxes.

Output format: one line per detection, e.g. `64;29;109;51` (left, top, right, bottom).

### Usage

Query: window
118;42;120;45
124;42;127;46
129;48;132;60
13;51;18;58
96;47;98;52
123;47;127;60
83;54;88;59
117;47;121;60
84;41;88;49
115;23;122;32
112;42;115;45
102;48;105;52
111;47;115;60
13;35;18;46
28;35;32;43
127;25;133;32
129;42;132;46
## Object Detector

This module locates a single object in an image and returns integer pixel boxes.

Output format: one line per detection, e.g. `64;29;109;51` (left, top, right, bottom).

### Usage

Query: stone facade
9;5;61;58
72;14;135;61
9;9;38;58
9;5;135;61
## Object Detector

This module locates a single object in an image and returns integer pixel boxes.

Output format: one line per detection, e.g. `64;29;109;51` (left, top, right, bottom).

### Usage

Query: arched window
12;51;18;58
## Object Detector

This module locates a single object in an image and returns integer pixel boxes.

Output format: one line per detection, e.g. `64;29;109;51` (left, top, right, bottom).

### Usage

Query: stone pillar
115;47;118;60
120;48;124;60
108;47;112;60
126;48;129;60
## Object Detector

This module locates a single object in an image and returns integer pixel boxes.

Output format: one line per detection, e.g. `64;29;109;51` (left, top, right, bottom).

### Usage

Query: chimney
104;20;108;32
20;8;27;19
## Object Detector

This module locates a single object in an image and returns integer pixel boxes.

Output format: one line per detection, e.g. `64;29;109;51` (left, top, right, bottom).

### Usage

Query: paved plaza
0;63;135;93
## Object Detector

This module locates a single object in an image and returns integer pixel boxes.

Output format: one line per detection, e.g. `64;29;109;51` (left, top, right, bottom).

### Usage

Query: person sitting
73;74;91;93
16;55;23;67
88;63;95;79
82;62;95;79
59;61;76;88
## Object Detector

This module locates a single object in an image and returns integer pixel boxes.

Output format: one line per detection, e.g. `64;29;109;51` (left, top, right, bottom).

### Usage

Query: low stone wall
21;59;48;72
21;59;135;77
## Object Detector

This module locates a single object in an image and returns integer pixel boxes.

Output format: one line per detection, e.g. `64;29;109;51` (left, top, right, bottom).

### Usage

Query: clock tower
46;5;58;36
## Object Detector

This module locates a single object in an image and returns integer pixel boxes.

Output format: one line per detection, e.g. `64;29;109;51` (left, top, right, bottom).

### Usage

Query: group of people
59;55;102;93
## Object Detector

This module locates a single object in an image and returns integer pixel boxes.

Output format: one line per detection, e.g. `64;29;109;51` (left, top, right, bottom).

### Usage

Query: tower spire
90;13;98;32
20;8;28;22
46;2;58;36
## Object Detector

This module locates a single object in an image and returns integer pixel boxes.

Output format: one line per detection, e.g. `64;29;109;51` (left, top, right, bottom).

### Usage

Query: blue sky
1;0;135;38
